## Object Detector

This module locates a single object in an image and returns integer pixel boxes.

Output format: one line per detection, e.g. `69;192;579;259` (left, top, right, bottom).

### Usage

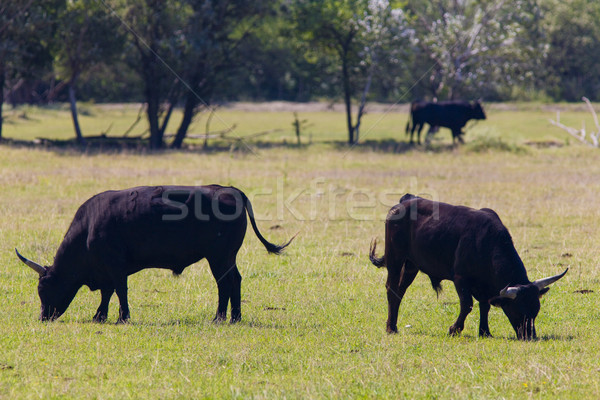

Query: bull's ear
489;296;512;307
538;287;550;298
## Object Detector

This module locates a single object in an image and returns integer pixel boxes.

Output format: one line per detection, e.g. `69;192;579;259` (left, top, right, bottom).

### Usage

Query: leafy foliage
405;0;547;100
3;0;600;144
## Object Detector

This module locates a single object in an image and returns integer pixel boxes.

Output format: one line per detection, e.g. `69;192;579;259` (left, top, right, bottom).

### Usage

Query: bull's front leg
449;276;473;336
93;287;114;323
478;301;492;337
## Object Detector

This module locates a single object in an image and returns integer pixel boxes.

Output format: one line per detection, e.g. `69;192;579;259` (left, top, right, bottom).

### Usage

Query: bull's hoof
448;325;463;336
212;314;227;324
386;326;398;334
116;317;130;324
479;330;492;338
230;314;242;324
93;313;107;323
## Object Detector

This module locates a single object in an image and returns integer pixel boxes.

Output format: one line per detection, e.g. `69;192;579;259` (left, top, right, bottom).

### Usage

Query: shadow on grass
404;329;576;342
74;313;294;330
331;139;461;154
1;136;462;156
0;136;318;155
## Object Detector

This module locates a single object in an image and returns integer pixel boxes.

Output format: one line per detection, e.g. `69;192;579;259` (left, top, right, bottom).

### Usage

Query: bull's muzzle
516;318;537;340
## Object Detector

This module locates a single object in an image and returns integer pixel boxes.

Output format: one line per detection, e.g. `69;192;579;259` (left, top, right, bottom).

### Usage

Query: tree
170;0;273;149
354;0;410;139
293;0;369;144
55;0;124;145
124;0;188;149
292;0;406;144
0;0;63;139
543;0;600;101
405;0;546;100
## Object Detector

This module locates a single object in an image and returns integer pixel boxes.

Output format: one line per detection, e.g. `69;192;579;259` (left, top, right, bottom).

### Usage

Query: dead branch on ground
549;97;600;147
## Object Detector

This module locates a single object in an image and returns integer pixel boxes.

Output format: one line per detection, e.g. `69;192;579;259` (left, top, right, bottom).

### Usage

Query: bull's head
489;268;568;340
472;101;486;120
16;249;76;321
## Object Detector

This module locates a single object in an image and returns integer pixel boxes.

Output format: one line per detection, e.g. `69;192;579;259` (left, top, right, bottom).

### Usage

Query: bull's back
82;186;247;270
387;197;501;278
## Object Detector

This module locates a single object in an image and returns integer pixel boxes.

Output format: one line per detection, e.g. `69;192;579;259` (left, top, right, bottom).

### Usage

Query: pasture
1;103;600;399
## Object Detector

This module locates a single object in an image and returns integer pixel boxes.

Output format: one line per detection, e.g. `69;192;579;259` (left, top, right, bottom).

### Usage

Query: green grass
1;103;600;398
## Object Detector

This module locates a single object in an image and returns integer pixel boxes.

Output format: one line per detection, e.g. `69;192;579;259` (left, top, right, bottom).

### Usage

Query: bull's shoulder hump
399;193;419;203
479;207;501;219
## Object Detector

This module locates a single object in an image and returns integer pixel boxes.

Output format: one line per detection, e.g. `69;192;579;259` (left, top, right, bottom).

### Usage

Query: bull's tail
240;191;294;254
369;238;385;268
430;277;442;296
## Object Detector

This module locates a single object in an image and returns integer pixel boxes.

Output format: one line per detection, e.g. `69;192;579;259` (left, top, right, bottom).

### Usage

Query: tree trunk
0;64;4;140
354;63;374;143
147;94;162;149
68;80;85;145
171;92;197;149
141;57;163;149
159;101;175;137
342;54;355;145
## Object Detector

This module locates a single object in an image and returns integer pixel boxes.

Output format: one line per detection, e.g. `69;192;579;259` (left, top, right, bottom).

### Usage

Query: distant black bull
405;100;486;144
16;185;293;323
370;194;568;340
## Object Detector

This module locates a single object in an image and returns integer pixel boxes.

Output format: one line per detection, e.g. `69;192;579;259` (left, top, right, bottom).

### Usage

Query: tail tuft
263;232;297;255
430;277;443;297
369;239;385;268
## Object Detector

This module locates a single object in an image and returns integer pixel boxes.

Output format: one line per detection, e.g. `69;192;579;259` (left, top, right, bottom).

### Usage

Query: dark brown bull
405;100;486;144
370;194;568;340
16;185;293;323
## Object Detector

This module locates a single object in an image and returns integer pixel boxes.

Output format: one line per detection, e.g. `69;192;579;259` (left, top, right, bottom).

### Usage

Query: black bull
370;194;568;340
405;100;486;144
16;185;293;323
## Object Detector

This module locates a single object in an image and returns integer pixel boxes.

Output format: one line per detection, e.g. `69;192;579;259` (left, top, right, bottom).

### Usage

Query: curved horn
15;248;46;276
499;284;520;299
533;268;569;290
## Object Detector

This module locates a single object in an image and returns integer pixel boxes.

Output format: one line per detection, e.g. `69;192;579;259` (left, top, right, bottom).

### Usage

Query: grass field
1;103;600;399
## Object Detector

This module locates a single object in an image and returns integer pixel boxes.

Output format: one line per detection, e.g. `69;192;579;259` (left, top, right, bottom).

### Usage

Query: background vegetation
2;0;600;146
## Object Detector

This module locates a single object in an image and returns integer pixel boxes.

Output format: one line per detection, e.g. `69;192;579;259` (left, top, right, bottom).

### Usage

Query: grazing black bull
405;100;486;144
369;194;568;340
16;185;293;323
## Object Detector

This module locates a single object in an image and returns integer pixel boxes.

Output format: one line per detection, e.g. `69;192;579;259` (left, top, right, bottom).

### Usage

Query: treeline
1;0;599;147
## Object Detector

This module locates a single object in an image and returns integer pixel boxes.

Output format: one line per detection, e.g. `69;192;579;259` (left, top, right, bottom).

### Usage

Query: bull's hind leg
425;125;438;144
229;264;243;323
415;123;424;145
449;276;473;336
409;122;419;144
93;287;114;323
386;260;418;333
451;128;465;145
207;256;238;323
114;278;130;324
